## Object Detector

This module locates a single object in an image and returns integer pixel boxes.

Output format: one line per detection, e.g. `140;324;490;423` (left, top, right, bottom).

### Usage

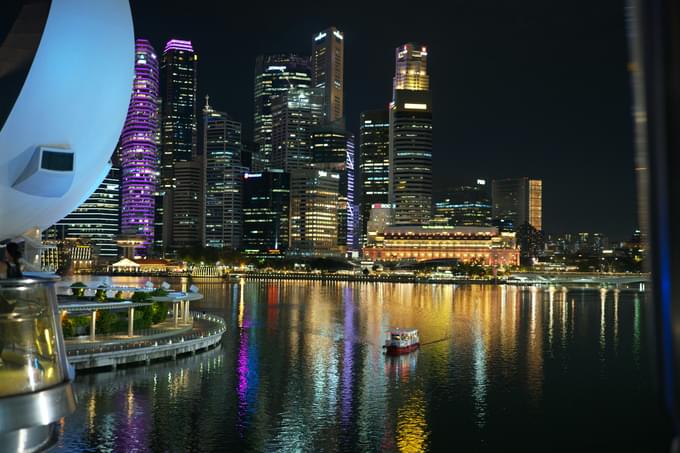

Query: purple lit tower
119;39;160;257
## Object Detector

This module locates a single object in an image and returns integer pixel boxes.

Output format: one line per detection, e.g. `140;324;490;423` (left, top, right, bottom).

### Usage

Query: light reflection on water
55;279;664;452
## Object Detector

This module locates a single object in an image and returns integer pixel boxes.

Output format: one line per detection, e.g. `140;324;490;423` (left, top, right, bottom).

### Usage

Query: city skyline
129;0;636;239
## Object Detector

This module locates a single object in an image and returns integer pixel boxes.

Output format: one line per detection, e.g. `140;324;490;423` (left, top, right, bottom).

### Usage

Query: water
55;280;668;452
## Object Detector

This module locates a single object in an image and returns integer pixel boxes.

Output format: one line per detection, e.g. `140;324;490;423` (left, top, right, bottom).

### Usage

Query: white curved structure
0;0;134;240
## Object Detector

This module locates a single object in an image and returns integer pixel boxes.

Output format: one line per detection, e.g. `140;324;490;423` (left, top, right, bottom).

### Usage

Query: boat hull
384;343;420;355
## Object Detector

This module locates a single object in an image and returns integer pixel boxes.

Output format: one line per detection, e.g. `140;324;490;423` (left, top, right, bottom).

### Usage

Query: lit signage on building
404;103;428;110
314;32;327;41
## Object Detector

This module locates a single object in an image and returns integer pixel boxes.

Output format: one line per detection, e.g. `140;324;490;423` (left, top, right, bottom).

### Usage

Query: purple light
163;39;194;53
120;39;160;256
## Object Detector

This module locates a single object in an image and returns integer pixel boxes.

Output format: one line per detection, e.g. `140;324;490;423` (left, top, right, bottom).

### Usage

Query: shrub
70;282;87;298
96;310;119;335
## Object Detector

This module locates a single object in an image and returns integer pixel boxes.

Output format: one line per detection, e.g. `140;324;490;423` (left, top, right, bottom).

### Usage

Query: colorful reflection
55;278;659;452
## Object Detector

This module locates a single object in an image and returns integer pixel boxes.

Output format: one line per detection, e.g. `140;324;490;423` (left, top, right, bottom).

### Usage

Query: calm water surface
55;279;667;452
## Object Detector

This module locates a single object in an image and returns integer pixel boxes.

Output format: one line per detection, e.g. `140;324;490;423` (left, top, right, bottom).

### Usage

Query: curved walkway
66;312;226;371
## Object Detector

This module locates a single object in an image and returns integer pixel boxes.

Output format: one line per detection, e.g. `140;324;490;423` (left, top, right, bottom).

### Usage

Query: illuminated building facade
362;225;519;266
359;109;390;244
434;180;492;227
271;87;323;171
203;98;245;249
159;39;198;249
311;124;357;251
51;166;120;258
366;203;393;244
40;236;94;273
491;177;543;231
529;179;543;231
119;39;159;257
253;54;312;168
242;170;290;256
312;27;344;124
289;169;340;254
389;43;433;225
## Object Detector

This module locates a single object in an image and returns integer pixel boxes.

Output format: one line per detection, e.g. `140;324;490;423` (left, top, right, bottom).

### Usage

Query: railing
67;311;226;358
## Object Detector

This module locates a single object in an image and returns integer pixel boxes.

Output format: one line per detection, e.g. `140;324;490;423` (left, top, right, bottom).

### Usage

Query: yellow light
44;329;53;356
404;103;427;110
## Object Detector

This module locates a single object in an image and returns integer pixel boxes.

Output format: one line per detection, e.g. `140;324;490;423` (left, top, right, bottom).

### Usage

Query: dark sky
132;0;637;241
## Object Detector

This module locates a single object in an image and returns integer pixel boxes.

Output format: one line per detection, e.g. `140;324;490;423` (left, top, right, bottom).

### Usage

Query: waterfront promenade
66;312;226;371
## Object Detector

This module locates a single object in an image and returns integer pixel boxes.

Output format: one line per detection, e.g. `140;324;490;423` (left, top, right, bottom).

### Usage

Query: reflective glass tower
242;170;290;256
270;87;323;171
119;39;159;257
359;109;390;244
159;39;198;249
203;98;246;249
253;55;311;168
389;43;433;225
53;166;120;258
312;27;344;124
311;124;357;251
434;181;492;227
491;177;543;231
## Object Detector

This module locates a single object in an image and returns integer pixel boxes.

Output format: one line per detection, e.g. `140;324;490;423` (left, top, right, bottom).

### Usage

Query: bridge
507;272;650;288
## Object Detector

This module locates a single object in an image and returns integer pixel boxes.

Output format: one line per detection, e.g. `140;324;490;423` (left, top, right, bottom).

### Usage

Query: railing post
128;307;134;337
90;310;97;341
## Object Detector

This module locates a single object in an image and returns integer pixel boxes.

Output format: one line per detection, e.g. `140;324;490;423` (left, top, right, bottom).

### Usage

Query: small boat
383;328;420;355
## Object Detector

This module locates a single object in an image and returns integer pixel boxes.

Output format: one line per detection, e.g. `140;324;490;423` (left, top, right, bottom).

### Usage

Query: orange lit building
362;225;519;266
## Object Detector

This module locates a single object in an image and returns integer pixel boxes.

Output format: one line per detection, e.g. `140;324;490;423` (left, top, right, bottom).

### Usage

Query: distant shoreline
82;271;650;288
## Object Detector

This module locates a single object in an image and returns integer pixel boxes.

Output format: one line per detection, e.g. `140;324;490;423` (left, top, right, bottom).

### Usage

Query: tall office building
52;166;120;258
119;39;160;257
159;39;198;249
242;140;264;172
312;27;344;124
434;180;492;227
270;87;323;171
389;43;433;225
242;170;290;256
253;54;312;168
203;98;246;249
289;168;340;254
491;177;543;231
171;160;203;247
311;123;357;251
359;109;390;244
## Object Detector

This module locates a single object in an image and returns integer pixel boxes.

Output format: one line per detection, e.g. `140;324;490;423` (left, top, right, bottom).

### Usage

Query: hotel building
363;225;519;266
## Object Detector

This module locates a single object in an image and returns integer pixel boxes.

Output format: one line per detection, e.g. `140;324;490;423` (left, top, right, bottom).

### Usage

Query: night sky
133;1;635;240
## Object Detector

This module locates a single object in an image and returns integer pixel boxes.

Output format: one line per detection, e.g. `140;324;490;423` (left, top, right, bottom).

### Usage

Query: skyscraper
359;109;390;244
119;39;160;257
289;169;340;254
253;54;312;168
311;123;357;251
389;43;433;225
312;27;344;124
241;140;264;172
203;98;246;249
242;170;290;256
270;87;323;171
491;177;543;231
434;180;492;227
171;159;203;247
159;38;198;249
52;166;120;258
